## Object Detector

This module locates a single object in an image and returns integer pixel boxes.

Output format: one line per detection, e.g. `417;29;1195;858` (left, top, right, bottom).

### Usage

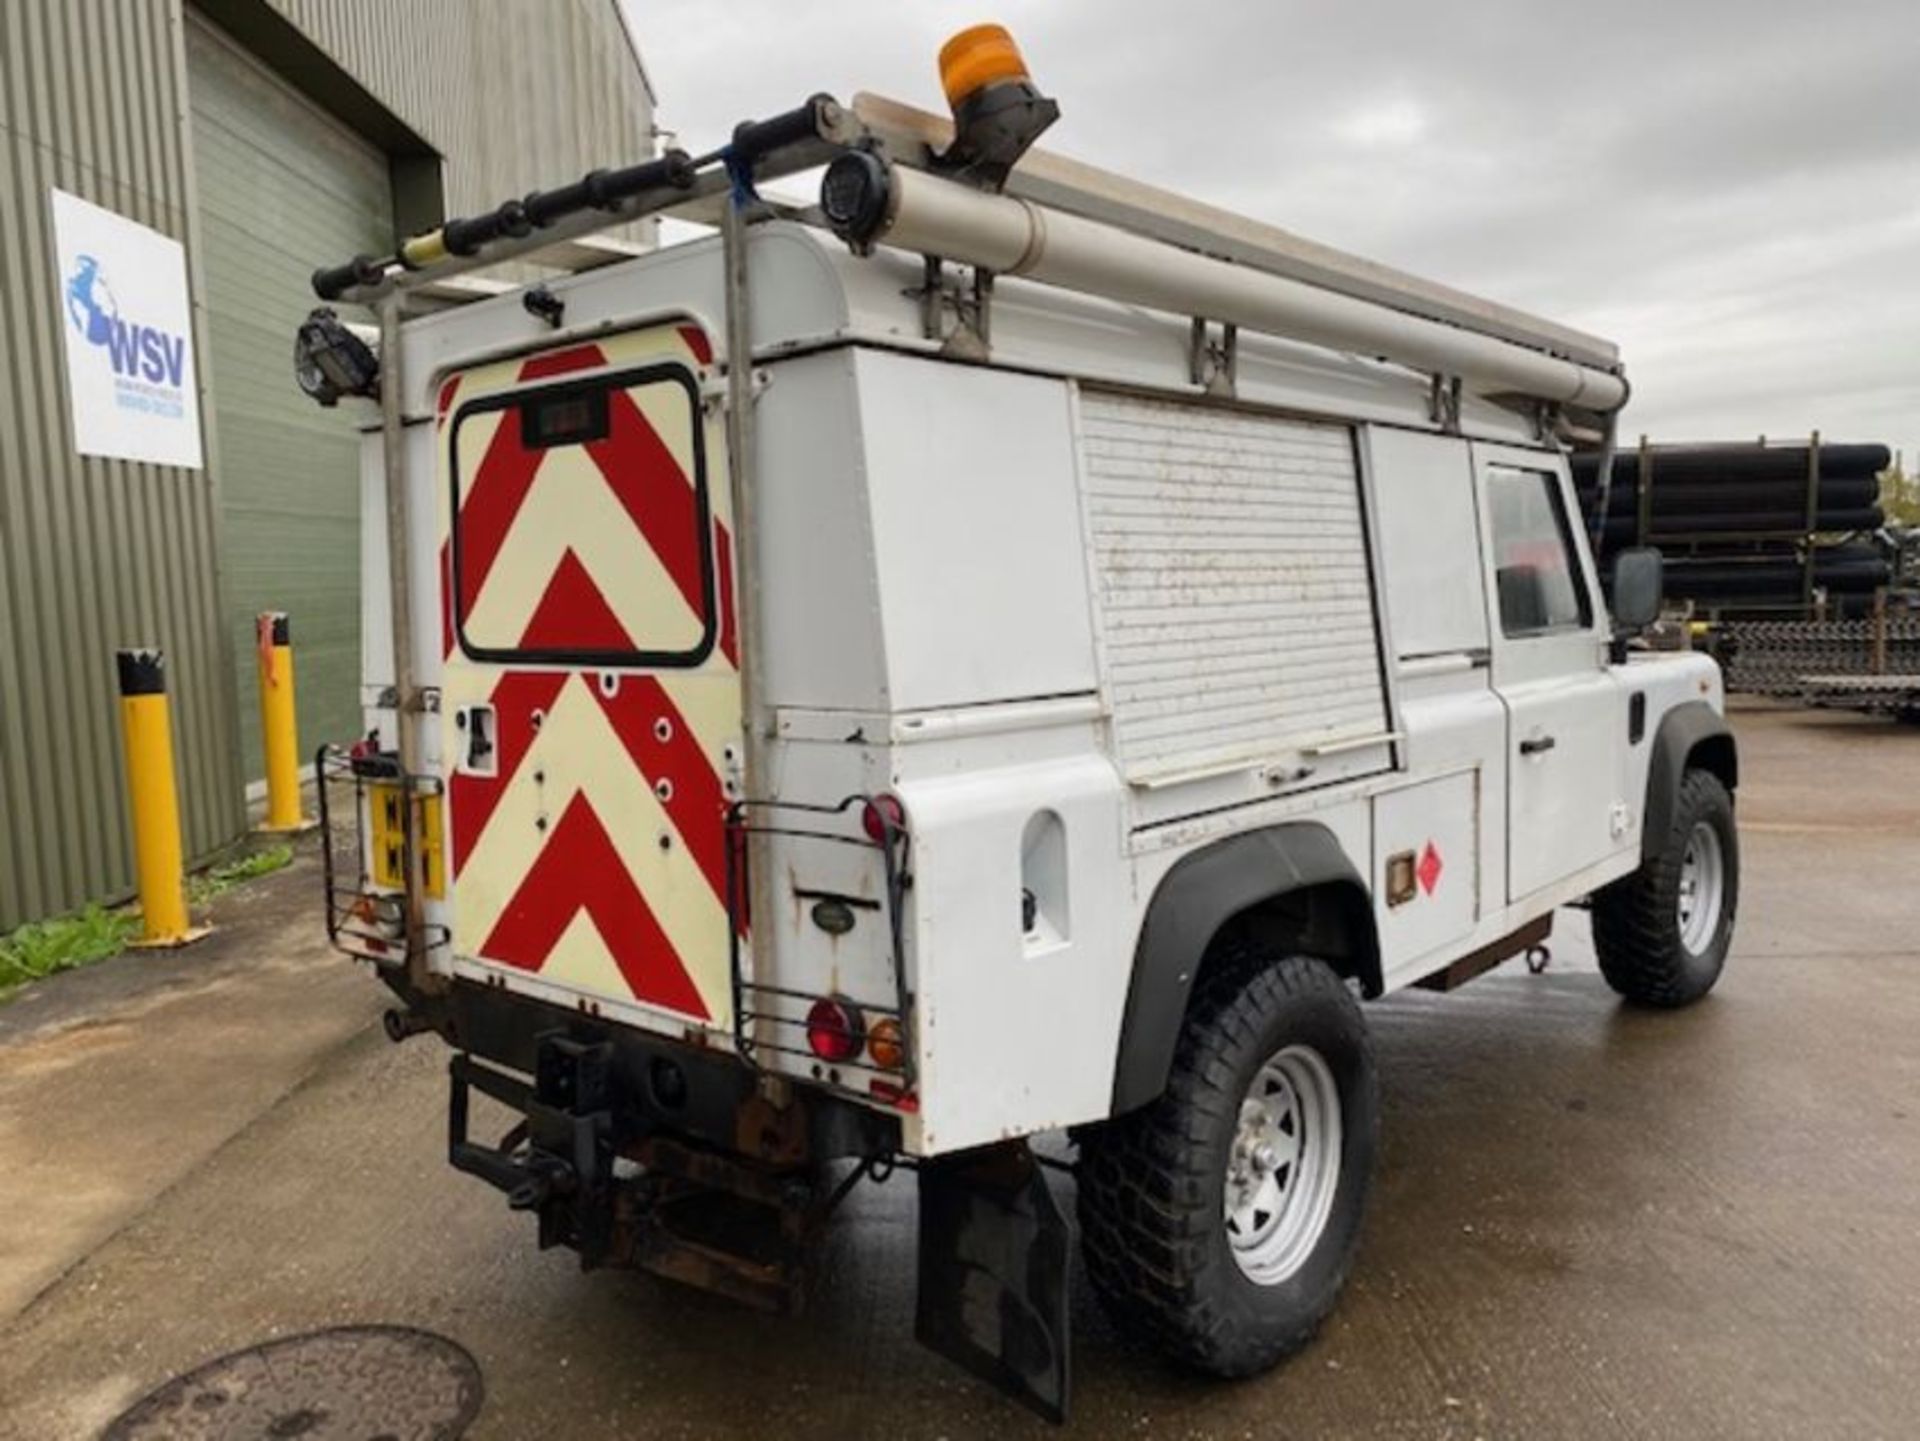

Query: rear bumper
416;978;1072;1420
431;979;901;1310
428;976;900;1167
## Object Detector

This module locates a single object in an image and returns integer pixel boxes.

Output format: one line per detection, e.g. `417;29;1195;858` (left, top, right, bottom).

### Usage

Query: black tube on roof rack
730;94;836;169
311;254;384;303
521;149;698;229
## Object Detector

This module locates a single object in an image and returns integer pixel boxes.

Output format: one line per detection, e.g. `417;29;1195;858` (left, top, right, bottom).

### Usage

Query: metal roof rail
847;91;1618;373
308;87;1625;412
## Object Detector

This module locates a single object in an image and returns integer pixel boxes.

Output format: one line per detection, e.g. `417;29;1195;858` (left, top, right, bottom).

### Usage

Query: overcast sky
622;1;1917;466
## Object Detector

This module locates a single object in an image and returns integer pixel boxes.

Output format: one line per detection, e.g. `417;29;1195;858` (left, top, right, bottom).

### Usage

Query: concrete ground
2;700;1916;1439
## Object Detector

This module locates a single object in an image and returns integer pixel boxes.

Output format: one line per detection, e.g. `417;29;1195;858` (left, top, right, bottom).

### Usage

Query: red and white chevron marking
434;327;740;1024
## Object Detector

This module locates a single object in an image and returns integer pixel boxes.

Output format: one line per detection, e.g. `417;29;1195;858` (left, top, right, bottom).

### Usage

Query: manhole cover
102;1325;483;1441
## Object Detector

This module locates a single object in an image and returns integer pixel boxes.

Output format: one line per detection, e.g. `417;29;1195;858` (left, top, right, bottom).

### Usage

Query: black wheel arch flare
1109;822;1381;1116
1641;700;1739;863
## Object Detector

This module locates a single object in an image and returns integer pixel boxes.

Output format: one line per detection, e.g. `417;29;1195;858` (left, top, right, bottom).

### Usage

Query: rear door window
448;364;714;667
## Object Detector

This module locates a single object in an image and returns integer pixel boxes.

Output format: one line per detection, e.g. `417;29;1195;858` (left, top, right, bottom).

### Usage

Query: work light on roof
293;306;379;408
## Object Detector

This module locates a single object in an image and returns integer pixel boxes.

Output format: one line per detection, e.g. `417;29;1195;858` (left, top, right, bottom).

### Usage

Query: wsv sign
66;256;189;400
49;187;202;469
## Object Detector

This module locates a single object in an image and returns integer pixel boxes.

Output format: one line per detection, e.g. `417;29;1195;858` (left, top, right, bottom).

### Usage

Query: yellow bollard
116;648;208;947
254;611;314;831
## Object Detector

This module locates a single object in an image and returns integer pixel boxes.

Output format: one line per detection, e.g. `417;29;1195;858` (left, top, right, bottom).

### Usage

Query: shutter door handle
1519;735;1557;756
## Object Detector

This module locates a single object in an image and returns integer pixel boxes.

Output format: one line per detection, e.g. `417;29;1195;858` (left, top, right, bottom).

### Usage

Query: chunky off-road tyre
1076;955;1378;1377
1592;767;1738;1006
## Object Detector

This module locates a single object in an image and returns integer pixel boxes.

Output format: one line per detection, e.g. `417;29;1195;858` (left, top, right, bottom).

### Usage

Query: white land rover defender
297;29;1737;1421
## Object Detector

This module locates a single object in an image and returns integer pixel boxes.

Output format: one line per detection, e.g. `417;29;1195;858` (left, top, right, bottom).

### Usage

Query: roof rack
848;92;1617;372
310;89;1623;412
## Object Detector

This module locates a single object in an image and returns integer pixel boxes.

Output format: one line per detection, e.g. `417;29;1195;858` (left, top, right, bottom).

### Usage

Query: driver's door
1473;445;1625;901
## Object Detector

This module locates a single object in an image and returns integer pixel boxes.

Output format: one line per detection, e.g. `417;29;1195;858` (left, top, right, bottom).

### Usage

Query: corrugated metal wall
0;1;653;931
0;2;242;931
188;13;395;787
264;0;655;215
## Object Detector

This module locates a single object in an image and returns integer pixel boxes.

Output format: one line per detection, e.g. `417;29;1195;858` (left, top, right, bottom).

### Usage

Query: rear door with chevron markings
435;324;742;1030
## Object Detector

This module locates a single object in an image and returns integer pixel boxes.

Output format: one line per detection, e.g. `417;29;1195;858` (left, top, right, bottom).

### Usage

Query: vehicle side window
1486;467;1592;636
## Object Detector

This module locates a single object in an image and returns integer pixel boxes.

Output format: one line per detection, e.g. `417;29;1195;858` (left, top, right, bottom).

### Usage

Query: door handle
1519;735;1557;756
456;703;498;776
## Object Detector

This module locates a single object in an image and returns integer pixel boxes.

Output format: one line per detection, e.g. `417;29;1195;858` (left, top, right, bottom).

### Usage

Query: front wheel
1592;767;1739;1006
1076;954;1378;1377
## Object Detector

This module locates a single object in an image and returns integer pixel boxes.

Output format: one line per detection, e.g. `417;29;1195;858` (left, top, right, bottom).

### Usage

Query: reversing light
805;997;864;1064
861;793;906;844
867;1017;906;1072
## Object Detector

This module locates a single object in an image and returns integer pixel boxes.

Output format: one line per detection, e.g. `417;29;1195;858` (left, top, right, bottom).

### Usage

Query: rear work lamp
293;306;380;407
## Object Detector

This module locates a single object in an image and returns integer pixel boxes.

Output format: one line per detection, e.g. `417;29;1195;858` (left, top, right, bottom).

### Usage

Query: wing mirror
1609;546;1664;657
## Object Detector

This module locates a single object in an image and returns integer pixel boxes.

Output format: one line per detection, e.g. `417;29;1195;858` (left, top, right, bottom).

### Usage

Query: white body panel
353;225;1719;1157
860;355;1098;710
1372;770;1481;969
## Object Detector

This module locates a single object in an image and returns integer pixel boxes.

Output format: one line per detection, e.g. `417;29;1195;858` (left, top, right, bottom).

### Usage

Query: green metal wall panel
186;15;389;786
0;1;244;932
0;0;652;930
261;0;655;217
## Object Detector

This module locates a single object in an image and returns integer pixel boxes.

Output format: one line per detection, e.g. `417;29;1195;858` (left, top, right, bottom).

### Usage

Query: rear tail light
805;997;864;1063
866;1016;906;1071
861;792;905;844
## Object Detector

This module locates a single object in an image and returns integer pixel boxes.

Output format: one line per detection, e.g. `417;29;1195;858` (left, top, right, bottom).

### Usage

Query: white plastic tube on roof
873;165;1629;412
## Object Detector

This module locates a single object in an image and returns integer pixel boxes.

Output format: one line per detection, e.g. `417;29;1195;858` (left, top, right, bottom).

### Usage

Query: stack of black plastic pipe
1573;442;1892;616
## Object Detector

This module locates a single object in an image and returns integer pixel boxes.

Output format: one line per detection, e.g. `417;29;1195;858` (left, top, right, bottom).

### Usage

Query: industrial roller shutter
187;14;394;786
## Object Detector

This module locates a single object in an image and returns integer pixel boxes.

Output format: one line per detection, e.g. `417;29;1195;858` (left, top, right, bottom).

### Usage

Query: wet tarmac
2;701;1916;1439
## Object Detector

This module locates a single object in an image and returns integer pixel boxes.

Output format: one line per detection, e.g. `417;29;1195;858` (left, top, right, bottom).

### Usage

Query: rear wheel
1077;954;1377;1377
1593;767;1738;1006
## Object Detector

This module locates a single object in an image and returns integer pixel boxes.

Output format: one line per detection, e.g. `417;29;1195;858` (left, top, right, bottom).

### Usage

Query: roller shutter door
1077;390;1390;784
187;15;394;785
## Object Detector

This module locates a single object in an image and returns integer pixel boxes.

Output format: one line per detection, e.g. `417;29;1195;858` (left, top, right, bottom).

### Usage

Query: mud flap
915;1142;1073;1424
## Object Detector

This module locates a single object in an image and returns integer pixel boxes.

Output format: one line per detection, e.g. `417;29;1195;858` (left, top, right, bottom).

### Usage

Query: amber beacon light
931;23;1058;186
939;23;1030;107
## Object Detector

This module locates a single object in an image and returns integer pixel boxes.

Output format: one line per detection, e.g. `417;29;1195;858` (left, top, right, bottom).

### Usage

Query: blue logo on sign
65;254;186;387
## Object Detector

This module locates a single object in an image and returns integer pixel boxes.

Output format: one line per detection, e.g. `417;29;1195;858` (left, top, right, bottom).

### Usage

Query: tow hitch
447;1038;874;1312
449;1039;618;1260
449;1038;1074;1421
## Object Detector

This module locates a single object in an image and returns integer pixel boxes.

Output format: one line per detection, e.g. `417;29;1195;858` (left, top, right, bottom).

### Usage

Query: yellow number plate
366;784;444;900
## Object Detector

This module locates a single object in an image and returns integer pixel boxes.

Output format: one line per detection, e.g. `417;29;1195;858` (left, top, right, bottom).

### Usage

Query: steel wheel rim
1677;820;1725;955
1225;1043;1343;1285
